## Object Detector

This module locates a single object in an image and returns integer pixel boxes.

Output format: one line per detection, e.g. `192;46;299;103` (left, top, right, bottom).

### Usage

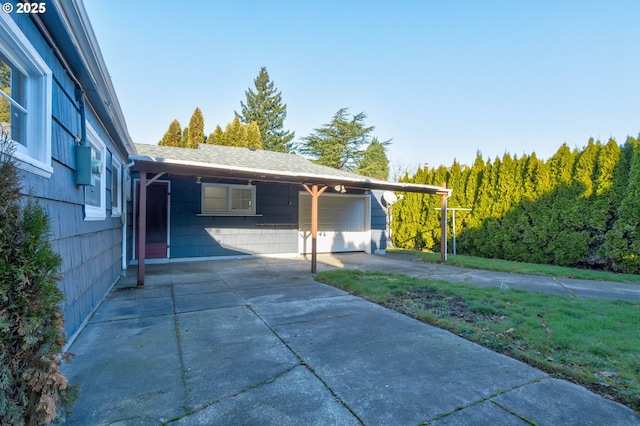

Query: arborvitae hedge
391;136;640;274
0;134;75;424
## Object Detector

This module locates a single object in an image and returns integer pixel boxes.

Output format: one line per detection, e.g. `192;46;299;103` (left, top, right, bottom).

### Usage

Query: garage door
299;192;370;254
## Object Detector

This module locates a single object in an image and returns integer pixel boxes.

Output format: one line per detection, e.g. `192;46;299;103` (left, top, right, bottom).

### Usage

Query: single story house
129;143;451;283
1;0;451;344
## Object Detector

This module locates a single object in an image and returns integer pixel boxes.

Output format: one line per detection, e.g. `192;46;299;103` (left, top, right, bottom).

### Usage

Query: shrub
0;129;75;425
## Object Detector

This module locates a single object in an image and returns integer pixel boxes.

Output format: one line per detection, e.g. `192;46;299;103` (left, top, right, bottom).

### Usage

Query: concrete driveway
58;253;640;425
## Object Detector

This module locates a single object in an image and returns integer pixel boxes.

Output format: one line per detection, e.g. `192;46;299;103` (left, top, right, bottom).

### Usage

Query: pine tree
238;67;295;152
158;119;183;147
187;107;205;148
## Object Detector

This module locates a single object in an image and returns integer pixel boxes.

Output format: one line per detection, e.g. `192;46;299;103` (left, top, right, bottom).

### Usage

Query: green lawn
390;248;640;284
315;269;640;412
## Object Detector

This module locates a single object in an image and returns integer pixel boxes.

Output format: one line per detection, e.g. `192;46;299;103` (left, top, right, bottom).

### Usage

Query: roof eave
130;156;451;196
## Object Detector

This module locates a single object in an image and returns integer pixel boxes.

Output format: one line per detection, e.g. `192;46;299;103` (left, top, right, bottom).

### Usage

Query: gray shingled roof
133;143;365;180
130;143;450;195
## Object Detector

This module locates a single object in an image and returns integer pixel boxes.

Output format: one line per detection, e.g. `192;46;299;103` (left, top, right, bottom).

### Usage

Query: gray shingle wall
168;177;299;258
12;12;127;339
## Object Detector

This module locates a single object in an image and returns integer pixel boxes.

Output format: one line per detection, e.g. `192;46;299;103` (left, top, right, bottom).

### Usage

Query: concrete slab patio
58;253;640;425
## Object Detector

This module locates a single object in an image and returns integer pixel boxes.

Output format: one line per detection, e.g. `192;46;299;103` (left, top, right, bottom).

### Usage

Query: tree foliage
391;136;640;274
0;130;75;425
298;108;375;171
238;67;294;152
207;116;263;149
158;119;182;147
355;137;390;179
187;107;205;148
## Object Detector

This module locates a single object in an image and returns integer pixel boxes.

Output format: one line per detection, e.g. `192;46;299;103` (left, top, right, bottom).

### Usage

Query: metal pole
452;209;457;256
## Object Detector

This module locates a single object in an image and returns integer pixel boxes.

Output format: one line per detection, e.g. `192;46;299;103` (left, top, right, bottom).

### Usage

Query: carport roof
130;144;451;196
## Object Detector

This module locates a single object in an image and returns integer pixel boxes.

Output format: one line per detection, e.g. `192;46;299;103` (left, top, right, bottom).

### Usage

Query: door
135;180;170;259
299;193;369;254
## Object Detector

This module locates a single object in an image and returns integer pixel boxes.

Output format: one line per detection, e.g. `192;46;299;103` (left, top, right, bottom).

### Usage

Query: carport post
137;171;147;286
303;184;328;273
440;183;448;264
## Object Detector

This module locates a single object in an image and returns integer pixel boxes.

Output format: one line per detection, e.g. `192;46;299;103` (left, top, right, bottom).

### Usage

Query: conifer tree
238;67;295;152
224;116;248;147
246;121;263;149
603;137;640;273
182;127;190;148
187;107;205;148
355;137;390;179
158;119;183;147
208;125;225;145
299;108;374;171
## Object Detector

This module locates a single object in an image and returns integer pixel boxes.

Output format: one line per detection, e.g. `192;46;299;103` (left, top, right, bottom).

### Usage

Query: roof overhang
36;0;136;156
130;155;451;196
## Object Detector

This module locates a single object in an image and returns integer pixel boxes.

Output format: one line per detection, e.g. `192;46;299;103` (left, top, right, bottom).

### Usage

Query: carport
130;145;451;285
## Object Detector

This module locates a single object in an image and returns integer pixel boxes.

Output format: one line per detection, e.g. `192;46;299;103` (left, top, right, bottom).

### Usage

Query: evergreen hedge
392;136;640;274
0;132;75;424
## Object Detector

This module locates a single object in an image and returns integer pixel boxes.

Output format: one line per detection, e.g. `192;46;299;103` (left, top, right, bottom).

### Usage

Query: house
129;143;451;283
1;0;451;343
1;1;135;340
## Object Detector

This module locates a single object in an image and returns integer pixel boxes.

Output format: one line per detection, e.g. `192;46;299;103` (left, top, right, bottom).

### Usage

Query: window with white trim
201;183;256;215
84;123;106;221
0;13;52;177
111;156;122;217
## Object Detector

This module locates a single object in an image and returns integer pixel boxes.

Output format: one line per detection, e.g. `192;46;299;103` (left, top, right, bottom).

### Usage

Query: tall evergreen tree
298;108;374;171
208;125;225;145
158;119;183;147
246;121;263;150
238;67;295;152
355;137;390;179
182;127;190;148
224;116;248;147
187;107;205;148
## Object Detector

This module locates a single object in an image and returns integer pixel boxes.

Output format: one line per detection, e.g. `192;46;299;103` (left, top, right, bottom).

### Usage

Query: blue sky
84;0;640;174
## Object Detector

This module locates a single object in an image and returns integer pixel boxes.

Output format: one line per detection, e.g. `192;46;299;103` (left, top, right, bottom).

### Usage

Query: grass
315;269;640;412
390;248;640;284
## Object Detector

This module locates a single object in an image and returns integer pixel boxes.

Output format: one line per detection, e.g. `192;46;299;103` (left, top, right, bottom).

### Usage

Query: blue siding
166;177;299;258
9;11;129;339
370;190;388;253
135;175;387;260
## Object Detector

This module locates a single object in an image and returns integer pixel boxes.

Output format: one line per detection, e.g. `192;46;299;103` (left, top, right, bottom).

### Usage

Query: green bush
0;131;75;425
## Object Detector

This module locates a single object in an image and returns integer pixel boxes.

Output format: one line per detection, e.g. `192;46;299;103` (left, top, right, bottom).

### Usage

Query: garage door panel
299;193;369;253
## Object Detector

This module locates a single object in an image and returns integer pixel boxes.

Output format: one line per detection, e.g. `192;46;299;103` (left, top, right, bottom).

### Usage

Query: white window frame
201;182;256;215
0;13;52;178
84;123;106;221
111;156;122;217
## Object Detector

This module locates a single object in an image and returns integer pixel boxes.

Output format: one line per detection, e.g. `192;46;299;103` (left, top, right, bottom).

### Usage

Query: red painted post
137;171;147;286
303;184;328;273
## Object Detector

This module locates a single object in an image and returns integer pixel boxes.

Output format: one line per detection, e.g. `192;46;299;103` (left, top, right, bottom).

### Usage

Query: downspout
75;88;86;145
121;161;135;271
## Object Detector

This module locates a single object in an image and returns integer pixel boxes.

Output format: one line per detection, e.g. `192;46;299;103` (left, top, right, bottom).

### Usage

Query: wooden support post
137;171;147;286
303;184;328;273
440;183;448;264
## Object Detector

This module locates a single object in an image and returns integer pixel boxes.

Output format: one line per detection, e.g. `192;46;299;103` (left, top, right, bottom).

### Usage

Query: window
111;156;122;217
0;13;52;177
201;183;256;215
84;123;106;221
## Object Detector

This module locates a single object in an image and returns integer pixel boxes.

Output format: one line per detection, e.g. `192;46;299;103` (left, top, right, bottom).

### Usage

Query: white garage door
299;192;370;254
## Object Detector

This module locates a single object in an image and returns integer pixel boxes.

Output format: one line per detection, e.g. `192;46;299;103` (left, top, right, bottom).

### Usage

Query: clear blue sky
84;0;640;175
